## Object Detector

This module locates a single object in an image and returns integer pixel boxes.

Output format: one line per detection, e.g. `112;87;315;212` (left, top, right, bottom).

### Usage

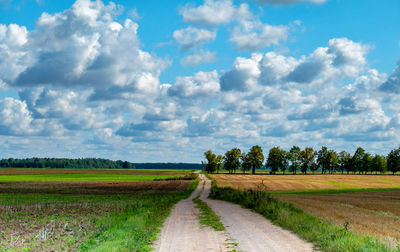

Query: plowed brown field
0;180;191;194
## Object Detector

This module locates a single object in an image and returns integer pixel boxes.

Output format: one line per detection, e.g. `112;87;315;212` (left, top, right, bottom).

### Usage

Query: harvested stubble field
0;169;197;251
211;174;400;248
210;174;400;192
275;191;400;248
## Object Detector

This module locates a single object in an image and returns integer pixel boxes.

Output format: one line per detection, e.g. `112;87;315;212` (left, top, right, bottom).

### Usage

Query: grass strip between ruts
206;174;400;252
193;196;225;231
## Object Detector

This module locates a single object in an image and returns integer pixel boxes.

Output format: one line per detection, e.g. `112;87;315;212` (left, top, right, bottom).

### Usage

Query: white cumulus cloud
180;51;216;67
173;26;216;51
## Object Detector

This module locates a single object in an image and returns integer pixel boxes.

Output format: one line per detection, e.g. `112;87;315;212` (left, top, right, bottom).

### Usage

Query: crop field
210;174;400;192
0;169;197;251
276;191;400;248
0;168;192;175
210;174;400;248
0;168;188;182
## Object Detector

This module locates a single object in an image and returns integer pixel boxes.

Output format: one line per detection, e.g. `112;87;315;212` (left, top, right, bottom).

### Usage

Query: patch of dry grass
276;191;400;248
210;174;400;192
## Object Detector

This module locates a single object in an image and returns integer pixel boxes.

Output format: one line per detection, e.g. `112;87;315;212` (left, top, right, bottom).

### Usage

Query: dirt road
153;178;230;252
200;174;314;252
154;174;314;252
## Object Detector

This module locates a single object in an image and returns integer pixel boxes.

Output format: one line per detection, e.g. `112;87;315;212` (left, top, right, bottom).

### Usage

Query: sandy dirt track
154;174;314;252
201;174;314;252
153;177;230;252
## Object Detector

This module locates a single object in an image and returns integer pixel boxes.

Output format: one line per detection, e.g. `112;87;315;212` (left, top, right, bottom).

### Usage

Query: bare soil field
0;178;194;251
0;180;191;194
276;191;400;248
210;174;400;191
0;168;187;175
0;200;119;251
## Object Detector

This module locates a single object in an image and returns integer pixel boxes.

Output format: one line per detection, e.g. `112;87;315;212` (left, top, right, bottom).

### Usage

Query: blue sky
0;0;399;162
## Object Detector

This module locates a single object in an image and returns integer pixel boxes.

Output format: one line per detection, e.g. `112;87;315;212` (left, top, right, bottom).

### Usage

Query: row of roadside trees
203;146;400;175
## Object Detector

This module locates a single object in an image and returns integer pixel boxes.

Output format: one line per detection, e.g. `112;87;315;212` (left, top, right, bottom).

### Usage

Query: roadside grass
0;173;185;182
193;196;225;231
80;178;199;252
0;178;199;251
276;191;400;246
208;177;400;252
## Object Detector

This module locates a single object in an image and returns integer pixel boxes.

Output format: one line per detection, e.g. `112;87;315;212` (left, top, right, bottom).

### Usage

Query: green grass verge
209;183;399;251
193;196;225;231
0;173;185;182
79;178;199;252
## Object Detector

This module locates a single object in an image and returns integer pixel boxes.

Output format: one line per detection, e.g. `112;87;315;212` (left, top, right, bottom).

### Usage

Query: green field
0;173;185;182
0;176;198;251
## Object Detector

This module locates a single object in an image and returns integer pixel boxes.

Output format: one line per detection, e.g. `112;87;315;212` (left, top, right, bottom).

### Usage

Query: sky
0;0;399;162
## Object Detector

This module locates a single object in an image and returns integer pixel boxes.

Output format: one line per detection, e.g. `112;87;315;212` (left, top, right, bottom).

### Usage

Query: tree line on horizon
0;158;134;169
0;158;202;170
203;146;400;175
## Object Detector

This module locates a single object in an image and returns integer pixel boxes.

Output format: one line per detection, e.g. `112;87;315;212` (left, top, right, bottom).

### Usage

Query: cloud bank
0;0;399;162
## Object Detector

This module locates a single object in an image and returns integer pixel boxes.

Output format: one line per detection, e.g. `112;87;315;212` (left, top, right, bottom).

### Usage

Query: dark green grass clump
209;180;399;251
193;196;225;231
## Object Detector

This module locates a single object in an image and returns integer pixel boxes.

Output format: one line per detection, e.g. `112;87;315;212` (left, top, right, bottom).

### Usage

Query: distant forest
0;158;201;170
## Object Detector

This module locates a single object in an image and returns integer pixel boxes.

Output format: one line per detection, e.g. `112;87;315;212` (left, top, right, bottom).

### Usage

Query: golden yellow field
276;191;400;247
210;174;400;191
211;174;400;247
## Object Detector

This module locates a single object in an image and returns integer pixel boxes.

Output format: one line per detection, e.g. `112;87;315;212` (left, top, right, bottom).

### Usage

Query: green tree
299;147;315;174
281;150;289;175
223;148;241;174
328;150;338;174
352;147;365;174
289;146;301;174
338;150;351;174
240;152;251;174
266;147;286;174
372;154;386;174
387;147;400;175
361;152;372;174
248;145;264;174
204;150;217;173
317;146;330;174
216;154;224;174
